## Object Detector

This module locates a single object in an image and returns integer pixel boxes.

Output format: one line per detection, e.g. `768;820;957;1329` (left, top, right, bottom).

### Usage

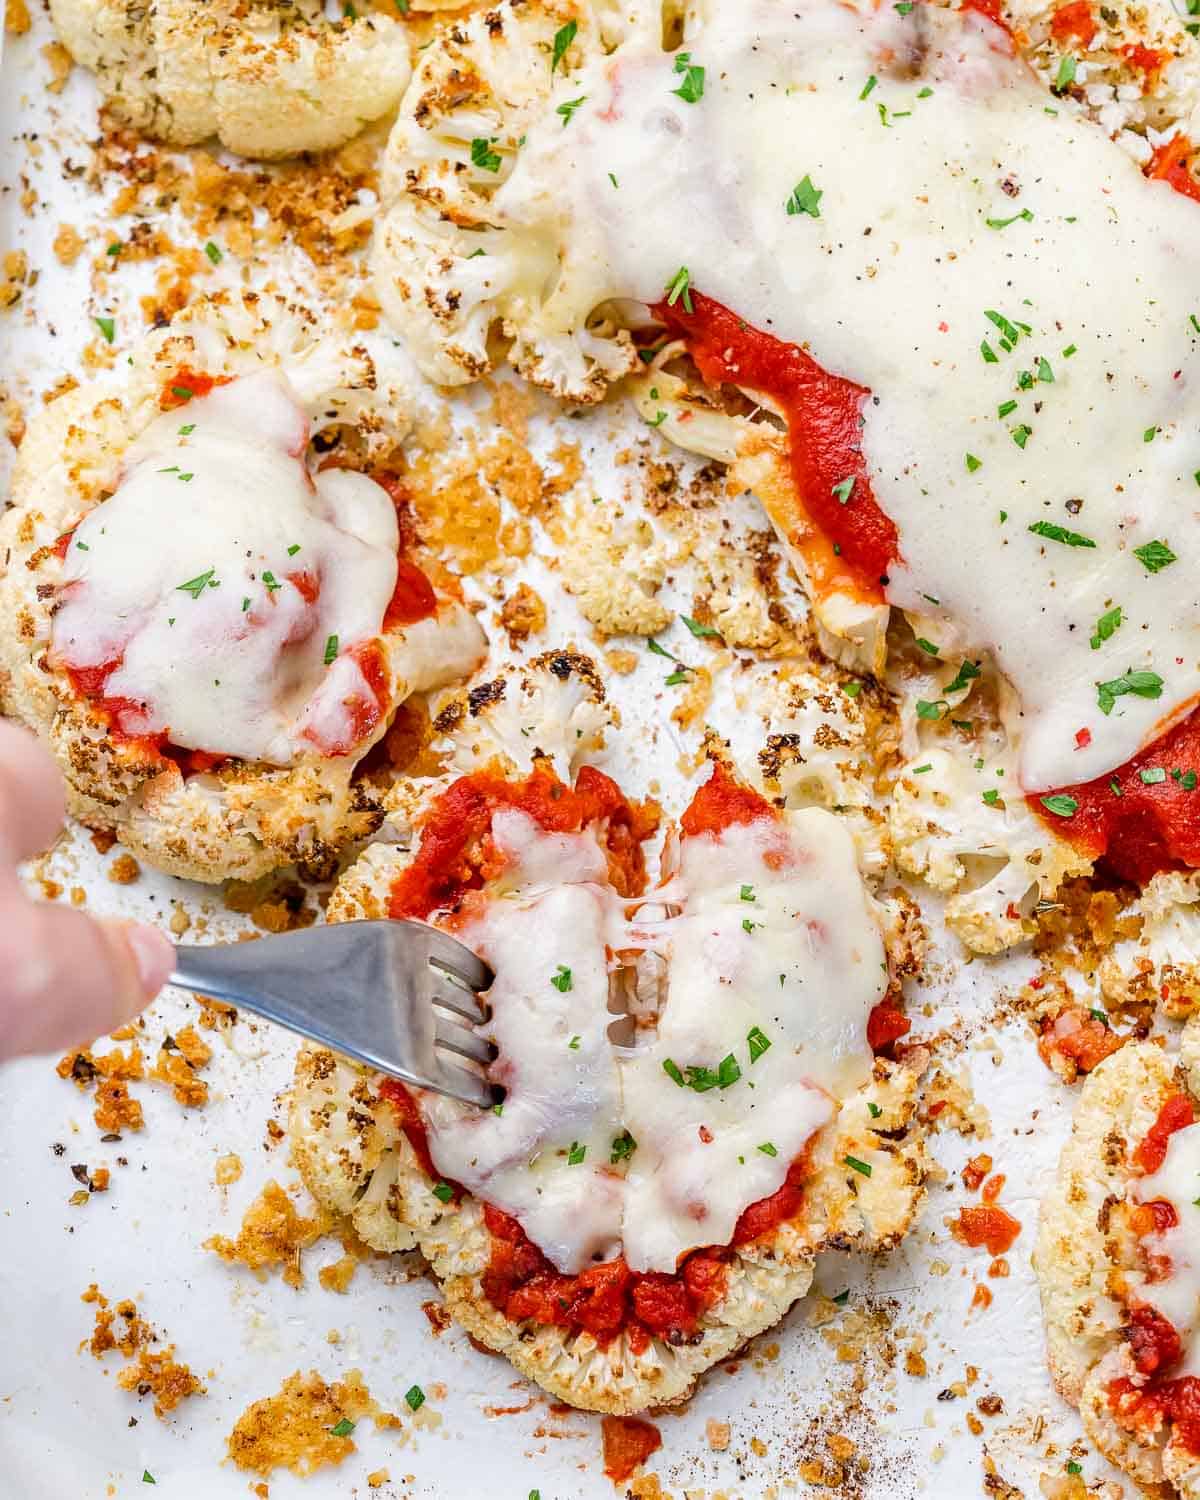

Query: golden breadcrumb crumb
215;1154;243;1186
226;1369;386;1478
107;853;141;885
4;0;30;35
116;1347;204;1417
41;42;73;92
81;1286;205;1418
204;1181;332;1288
498;582;547;646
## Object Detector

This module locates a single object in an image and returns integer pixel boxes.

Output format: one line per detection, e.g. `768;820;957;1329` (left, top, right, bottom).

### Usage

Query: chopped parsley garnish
985;208;1033;230
176;567;218;598
1089;1009;1110;1028
832;1289;851;1305
75;541;88;551
1143;426;1158;443
665;265;693;313
916;699;946;721
1062;343;1077;358
171;385;194;401
1028;520;1095;548
1011;424;1032;448
550;964;573;992
1140;767;1167;785
786;175;823;219
664;666;690;686
550;19;576;73
985;309;1022;345
844;1155;872;1178
95;316;115;344
142;1475;156;1487
647;410;668;427
740;884;755;902
965;453;982;472
1089;606;1122;650
431;1181;454;1203
1174;768;1198;791
1040;794;1078;817
404;1385;426;1412
831;475;855;503
1066;1463;1082;1477
1133;539;1177;573
321;633;339;666
330;1417;356;1437
945;660;981;695
915;638;940;656
1037;357;1055;383
980;341;999;363
842;680;862;698
757;1141;778;1157
556;96;587;126
982;788;1000;805
262;570;281;592
242;597;251;612
567;1142;586;1165
747;1025;771;1062
741;918;759;934
610;1131;637;1164
717;1053;740;1088
1097;669;1164;716
178;423;195;435
1053;54;1077;91
682;614;720;638
204;240;222;265
997;400;1018;418
868;1101;882;1118
663;1059;685;1087
672;51;705;103
608;172;619;188
470;137;502;172
568;1035;580;1049
287;543;301;556
912;763;933;774
860;74;878;100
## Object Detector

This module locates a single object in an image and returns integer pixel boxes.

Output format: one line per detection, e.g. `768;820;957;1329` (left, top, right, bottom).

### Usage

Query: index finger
0;720;67;868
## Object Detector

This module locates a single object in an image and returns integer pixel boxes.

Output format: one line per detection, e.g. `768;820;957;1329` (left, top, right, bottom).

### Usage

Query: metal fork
169;920;496;1108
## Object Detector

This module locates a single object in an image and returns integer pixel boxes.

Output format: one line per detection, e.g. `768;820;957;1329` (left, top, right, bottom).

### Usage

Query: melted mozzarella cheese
1136;1121;1200;1377
420;811;628;1272
418;801;885;1276
51;372;400;765
619;812;884;1273
501;0;1200;789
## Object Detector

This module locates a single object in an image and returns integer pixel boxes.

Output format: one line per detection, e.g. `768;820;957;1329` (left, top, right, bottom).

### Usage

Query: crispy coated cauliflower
554;494;672;639
372;0;642;400
889;746;1091;954
51;0;411;158
0;292;486;883
1100;871;1200;1020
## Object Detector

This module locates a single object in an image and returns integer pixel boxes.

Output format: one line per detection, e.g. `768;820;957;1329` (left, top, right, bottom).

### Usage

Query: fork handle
169;934;432;1092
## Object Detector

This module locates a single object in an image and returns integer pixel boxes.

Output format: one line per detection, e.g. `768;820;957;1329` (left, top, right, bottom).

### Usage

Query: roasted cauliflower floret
373;0;642;400
890;746;1091;953
1100;871;1200;1020
50;0;411;158
0;292;487;883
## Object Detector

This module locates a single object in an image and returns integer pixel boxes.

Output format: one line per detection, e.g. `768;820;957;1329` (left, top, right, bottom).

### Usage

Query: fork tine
412;923;493;992
430;979;488;1025
434;1015;495;1067
430;1058;495;1110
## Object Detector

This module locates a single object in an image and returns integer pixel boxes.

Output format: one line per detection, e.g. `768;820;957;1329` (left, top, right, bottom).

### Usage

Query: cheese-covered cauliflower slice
0;293;486;883
50;0;410;158
1035;1039;1200;1498
296;754;928;1413
890;745;1091;954
373;0;643;400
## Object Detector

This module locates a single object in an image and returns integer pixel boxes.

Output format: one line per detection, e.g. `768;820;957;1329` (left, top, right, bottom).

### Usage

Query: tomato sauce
602;1416;663;1484
1147;134;1200;205
1135;1093;1196;1175
1109;1372;1200;1456
158;367;232;410
1030;708;1200;885
866;1002;911;1053
1036;1009;1124;1075
653;292;899;604
1048;0;1097;46
679;759;775;838
377;1077;444;1183
383;558;438;629
387;762;658;920
951;1204;1021;1256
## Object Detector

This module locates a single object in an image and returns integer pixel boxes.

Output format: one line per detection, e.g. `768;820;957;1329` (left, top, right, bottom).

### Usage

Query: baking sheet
0;17;1128;1498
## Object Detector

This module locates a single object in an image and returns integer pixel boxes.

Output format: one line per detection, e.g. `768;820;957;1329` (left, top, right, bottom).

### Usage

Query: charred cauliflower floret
50;0;411;158
373;0;643;400
890;746;1091;953
0;292;487;883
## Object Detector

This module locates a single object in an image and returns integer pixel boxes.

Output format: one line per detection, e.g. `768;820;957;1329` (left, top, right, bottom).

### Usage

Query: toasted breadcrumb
81;1286;204;1418
4;0;30;34
204;1181;332;1289
215;1154;243;1186
227;1369;392;1478
498;582;547;645
107;853;141;885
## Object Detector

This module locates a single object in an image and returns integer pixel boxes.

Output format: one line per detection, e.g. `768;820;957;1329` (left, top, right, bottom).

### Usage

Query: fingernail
123;923;176;998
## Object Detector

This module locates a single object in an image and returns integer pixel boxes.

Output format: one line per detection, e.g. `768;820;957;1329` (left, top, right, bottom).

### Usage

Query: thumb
0;901;176;1061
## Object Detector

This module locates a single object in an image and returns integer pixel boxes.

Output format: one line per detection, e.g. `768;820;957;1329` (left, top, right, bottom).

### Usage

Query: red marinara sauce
601;1417;663;1484
1146;133;1200;205
1048;0;1097;47
1030;709;1200;885
1134;1093;1196;1175
159;367;232;410
653;292;899;604
383;558;437;629
952;1204;1022;1256
387;761;659;919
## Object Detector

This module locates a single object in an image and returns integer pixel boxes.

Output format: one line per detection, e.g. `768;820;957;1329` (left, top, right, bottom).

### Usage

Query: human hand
0;720;175;1060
